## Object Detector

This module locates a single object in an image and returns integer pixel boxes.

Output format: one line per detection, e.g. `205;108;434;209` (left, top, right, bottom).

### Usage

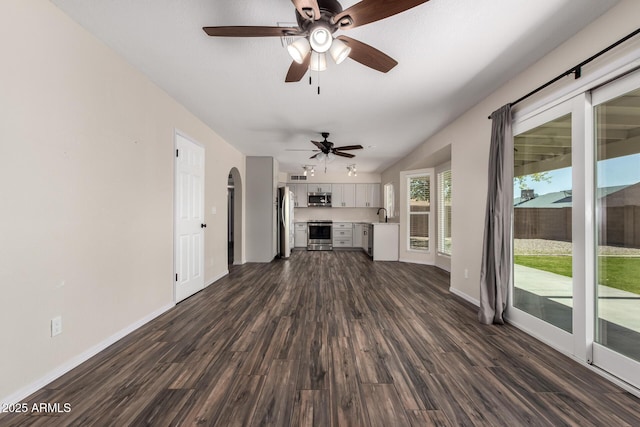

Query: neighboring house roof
515;190;573;208
514;185;630;208
602;182;640;207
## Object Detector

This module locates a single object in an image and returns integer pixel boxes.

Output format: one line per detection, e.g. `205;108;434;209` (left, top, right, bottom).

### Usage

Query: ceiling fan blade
334;145;363;151
203;26;303;37
285;52;311;82
291;0;321;21
333;0;430;30
311;140;328;150
334;151;356;158
337;36;398;73
310;153;321;159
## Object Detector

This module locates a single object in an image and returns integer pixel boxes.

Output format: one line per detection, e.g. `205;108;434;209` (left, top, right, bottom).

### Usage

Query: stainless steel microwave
308;192;332;207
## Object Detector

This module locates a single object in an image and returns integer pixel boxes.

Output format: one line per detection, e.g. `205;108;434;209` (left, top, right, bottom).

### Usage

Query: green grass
515;255;573;278
514;255;640;295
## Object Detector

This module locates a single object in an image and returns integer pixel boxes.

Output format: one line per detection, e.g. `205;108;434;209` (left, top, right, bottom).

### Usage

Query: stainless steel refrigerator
278;186;295;258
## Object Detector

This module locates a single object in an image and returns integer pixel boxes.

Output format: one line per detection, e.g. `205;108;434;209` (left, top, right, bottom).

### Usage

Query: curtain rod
488;27;640;119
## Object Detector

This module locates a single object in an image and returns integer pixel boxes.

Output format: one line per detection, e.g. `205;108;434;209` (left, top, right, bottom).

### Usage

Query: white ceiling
51;0;619;174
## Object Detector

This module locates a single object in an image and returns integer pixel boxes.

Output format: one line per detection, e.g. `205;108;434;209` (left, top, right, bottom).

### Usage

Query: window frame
406;171;431;252
437;169;452;256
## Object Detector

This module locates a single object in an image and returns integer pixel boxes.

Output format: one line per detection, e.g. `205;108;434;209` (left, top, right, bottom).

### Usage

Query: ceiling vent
290;175;308;181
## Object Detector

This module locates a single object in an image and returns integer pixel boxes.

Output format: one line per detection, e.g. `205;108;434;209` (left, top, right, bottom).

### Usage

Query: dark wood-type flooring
2;250;639;426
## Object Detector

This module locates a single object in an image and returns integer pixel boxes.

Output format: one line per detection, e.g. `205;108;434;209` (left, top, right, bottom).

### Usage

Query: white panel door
175;134;205;302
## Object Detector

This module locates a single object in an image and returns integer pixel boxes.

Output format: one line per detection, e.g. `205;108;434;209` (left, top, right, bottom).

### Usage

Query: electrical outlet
51;316;62;337
464;268;469;279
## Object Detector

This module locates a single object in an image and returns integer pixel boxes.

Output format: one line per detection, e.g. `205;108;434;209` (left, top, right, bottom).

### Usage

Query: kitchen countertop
295;220;399;225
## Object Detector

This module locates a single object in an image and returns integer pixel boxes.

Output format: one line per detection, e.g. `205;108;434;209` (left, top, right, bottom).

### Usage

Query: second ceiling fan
203;0;430;82
309;132;362;159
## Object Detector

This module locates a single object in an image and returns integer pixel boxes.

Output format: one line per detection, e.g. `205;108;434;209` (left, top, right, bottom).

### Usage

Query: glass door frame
508;94;591;361
590;70;640;388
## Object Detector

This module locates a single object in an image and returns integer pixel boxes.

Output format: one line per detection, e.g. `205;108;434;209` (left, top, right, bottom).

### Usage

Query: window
438;170;452;255
407;173;430;251
384;183;395;218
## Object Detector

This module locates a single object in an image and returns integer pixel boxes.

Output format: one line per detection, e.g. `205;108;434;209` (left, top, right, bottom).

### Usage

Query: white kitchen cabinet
333;222;353;247
353;223;363;248
308;183;331;193
372;223;399;261
294;222;307;247
355;183;381;208
332;183;355;207
290;183;308;208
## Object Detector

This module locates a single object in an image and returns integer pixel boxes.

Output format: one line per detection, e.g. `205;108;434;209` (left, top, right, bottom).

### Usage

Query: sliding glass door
509;99;585;355
509;70;640;390
592;73;640;388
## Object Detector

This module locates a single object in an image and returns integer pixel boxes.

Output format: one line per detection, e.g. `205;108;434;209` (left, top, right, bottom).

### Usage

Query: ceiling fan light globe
309;27;332;53
309;52;327;72
287;38;310;64
329;38;351;64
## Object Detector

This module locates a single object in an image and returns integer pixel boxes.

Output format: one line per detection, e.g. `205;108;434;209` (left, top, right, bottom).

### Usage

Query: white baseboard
206;269;228;287
398;258;434;265
1;302;174;406
449;286;480;307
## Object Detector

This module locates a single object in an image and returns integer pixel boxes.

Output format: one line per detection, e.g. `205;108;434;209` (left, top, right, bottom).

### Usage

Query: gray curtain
479;104;513;325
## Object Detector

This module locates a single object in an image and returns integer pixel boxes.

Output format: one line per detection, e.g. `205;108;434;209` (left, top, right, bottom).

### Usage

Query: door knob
201;223;207;228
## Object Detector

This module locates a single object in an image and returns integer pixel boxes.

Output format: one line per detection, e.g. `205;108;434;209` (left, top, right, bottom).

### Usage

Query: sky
515;153;640;196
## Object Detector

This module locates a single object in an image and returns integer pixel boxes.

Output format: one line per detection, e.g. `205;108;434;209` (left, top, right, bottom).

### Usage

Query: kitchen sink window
384;183;395;219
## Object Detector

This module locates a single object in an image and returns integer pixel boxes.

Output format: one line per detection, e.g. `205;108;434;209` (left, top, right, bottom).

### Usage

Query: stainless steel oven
307;220;332;251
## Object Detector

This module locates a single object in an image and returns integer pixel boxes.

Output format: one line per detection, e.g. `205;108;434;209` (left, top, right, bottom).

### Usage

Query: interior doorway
227;167;242;266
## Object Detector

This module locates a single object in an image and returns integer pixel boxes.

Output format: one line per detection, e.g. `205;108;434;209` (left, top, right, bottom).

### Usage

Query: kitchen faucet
376;208;388;223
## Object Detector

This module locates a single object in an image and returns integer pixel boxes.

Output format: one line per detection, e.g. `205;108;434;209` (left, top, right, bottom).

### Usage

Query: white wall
0;0;244;403
246;157;277;262
381;0;640;303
